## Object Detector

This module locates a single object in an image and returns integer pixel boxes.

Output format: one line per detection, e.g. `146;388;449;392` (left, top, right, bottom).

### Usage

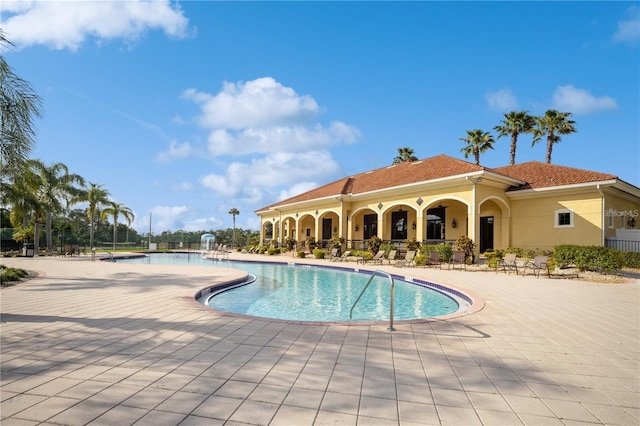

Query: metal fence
605;239;640;253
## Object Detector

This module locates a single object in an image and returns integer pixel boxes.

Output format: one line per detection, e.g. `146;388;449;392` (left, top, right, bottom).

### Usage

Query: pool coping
185;256;485;327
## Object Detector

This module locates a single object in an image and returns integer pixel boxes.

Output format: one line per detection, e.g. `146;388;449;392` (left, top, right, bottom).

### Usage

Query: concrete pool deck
1;252;638;425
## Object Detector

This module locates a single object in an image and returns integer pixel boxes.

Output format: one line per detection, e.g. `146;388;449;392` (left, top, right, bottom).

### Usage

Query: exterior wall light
629;217;637;228
451;218;457;228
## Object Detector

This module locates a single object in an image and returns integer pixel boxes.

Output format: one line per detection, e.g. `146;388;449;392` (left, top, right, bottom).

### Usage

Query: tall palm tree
0;30;43;192
494;110;536;165
71;182;110;251
101;202;135;251
533;110;577;163
459;129;495;165
392;147;418;164
229;208;240;248
29;161;85;251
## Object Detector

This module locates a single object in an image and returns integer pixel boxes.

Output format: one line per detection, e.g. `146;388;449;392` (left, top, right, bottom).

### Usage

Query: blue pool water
117;253;467;322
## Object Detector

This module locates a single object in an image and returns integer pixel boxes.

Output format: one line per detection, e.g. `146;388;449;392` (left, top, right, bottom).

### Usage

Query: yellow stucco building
255;155;640;258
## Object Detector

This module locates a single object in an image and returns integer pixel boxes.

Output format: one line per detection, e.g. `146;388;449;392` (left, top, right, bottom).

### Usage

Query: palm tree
229;208;240;248
71;182;110;251
101;202;135;251
533;110;577;163
0;30;43;191
494;110;536;165
29;161;85;252
459;129;495;165
392;147;418;164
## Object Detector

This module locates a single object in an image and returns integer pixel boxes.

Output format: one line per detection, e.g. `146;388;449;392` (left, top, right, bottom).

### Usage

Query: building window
608;214;614;229
620;215;626;228
554;209;574;228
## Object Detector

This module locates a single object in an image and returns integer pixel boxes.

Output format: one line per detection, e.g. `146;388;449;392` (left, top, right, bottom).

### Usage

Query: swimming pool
117;253;471;322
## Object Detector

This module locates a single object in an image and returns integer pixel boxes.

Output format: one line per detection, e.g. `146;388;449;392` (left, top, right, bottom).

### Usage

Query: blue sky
2;1;639;234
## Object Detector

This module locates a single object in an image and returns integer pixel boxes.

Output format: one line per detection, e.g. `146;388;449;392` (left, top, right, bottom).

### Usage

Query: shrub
313;249;326;259
621;250;640;268
379;242;397;256
365;236;383;254
553;245;624;273
328;233;345;250
405;238;421;251
306;236;316;251
284;237;297;251
267;247;280;255
297;250;306;258
455;235;476;263
1;266;29;286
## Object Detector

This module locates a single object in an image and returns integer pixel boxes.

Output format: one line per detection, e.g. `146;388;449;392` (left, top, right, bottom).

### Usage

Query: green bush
621;250;640;268
297;250;306;258
405;238;421;251
455;235;476;263
365;236;383;254
553;245;624;273
379;242;397;256
267;247;280;255
1;266;29;285
313;249;326;259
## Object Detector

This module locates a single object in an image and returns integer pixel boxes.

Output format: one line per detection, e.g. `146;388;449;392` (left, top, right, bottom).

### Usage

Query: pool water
117;253;464;322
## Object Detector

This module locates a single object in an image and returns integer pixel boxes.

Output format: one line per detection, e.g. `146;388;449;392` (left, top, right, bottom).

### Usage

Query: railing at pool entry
349;270;396;331
91;248;113;262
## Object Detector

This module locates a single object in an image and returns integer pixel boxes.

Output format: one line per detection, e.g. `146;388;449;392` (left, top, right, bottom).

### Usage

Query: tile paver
1;253;638;425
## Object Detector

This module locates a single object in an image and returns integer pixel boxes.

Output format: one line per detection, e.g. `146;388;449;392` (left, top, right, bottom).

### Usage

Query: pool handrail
349;270;396;331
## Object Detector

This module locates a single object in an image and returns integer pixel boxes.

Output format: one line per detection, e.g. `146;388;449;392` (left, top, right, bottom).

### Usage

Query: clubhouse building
255;155;640;258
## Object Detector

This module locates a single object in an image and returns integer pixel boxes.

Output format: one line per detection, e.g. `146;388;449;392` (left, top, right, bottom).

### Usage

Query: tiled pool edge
191;258;485;326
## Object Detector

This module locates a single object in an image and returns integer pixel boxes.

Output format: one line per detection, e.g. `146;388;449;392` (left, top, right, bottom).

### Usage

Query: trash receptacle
22;243;35;257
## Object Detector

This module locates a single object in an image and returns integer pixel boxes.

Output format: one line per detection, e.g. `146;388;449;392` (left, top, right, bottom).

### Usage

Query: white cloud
183;77;319;130
183;77;362;156
200;150;340;199
552;85;617;114
156;140;192;162
0;0;189;51
612;6;640;46
485;88;519;111
206;123;358;156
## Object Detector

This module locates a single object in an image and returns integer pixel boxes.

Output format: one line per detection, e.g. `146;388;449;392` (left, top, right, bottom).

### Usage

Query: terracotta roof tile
258;155;484;210
493;161;617;190
257;156;623;212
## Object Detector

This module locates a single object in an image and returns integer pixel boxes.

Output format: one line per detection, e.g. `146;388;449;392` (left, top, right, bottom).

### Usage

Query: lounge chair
395;250;416;267
337;250;352;262
498;253;518;274
385;249;397;264
364;250;385;265
327;248;339;261
425;251;441;269
449;251;466;270
522;255;550;278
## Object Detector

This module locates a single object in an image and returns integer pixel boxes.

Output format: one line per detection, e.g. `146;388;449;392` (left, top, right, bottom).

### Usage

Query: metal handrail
91;248;113;262
349;270;396;331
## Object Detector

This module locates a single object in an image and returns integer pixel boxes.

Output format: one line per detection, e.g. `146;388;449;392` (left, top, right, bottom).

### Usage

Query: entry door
363;214;377;239
322;218;332;240
479;216;494;253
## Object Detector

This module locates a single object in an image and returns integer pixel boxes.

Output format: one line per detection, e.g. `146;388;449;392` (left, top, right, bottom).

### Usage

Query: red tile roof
493;161;617;190
257;155;621;211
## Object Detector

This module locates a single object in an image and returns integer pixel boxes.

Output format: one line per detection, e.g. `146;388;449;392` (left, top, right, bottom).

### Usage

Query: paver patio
1;253;638;425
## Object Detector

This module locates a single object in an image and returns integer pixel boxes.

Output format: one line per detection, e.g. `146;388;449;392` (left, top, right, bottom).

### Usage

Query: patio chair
522;255;550;278
497;253;518;275
364;250;385;265
385;250;397;264
425;251;442;269
337;250;352;262
395;250;416;267
327;248;339;261
449;251;466;270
